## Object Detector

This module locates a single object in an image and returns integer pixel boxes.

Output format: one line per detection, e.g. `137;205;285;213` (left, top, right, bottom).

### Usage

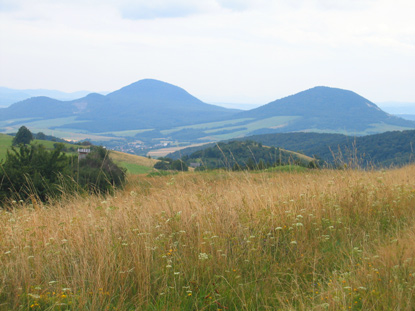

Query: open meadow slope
1;166;415;310
0;134;13;162
109;151;158;174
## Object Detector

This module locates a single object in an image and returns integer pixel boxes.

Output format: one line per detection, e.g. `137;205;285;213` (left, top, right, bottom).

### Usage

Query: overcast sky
0;0;414;107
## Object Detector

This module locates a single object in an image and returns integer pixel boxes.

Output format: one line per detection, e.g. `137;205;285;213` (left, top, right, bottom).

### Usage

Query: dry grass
1;166;415;310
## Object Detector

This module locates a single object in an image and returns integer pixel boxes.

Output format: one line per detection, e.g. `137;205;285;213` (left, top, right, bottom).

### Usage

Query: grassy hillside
1;166;415;310
0;133;13;161
110;150;158;174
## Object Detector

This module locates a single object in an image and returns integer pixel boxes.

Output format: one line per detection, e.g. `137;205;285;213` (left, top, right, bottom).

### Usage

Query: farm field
1;166;415;310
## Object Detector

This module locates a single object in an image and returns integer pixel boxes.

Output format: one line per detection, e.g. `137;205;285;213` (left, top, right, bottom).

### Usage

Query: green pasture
0;133;13;161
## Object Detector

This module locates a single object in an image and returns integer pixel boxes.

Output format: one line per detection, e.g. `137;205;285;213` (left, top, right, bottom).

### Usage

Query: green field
117;162;154;174
110;150;158;175
0;133;13;161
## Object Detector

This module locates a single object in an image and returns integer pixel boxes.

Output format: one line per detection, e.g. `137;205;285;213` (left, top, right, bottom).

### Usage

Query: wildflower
199;253;209;260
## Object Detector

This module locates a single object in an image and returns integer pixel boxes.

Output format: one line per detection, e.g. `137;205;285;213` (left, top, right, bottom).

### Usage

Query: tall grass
1;166;415;310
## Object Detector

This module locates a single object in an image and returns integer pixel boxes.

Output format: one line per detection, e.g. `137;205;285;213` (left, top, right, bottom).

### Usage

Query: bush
154;158;188;171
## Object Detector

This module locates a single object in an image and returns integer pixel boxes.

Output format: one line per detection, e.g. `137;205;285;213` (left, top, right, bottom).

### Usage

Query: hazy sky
0;0;414;106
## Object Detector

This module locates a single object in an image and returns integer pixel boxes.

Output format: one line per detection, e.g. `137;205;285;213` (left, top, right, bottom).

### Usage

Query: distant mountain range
0;80;239;133
0;87;91;107
0;79;414;143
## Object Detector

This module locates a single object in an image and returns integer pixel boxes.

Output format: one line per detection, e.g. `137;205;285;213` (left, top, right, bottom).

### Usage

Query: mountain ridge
0;79;241;132
0;80;414;142
235;86;413;132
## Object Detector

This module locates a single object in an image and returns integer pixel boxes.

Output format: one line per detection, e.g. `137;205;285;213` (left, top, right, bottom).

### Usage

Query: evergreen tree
0;143;72;202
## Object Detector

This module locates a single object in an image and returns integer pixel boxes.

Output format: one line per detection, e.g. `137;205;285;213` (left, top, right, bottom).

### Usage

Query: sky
0;0;414;108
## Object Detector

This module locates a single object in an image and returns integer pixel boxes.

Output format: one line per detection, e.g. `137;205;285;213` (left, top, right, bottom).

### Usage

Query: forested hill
168;130;415;168
238;130;415;167
179;140;316;170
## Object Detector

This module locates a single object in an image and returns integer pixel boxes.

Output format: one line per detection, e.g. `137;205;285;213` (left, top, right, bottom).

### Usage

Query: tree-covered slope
168;130;415;168
180;140;316;170
241;130;415;167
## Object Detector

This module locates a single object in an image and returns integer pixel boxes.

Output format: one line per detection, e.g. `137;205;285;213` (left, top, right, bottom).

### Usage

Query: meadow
1;166;415;310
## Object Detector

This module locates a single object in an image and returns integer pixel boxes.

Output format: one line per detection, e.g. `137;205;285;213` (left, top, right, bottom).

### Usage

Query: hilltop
235;86;415;134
